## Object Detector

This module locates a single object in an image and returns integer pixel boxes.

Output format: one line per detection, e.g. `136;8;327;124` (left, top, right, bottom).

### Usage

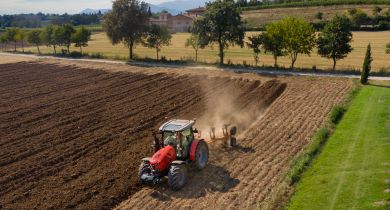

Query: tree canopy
277;17;316;69
192;0;245;65
185;34;204;62
103;0;149;60
361;43;372;84
247;35;262;66
317;15;353;71
143;24;172;60
72;26;91;53
27;29;42;54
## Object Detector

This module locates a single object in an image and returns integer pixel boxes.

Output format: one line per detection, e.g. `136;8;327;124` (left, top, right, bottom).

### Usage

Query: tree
15;29;26;52
348;8;369;26
192;0;245;65
260;28;284;67
317;15;353;71
56;24;75;53
246;34;262;66
360;43;372;84
386;42;390;54
0;34;8;51
27;29;42;54
278;17;316;69
185;34;203;62
71;26;91;53
103;0;149;60
143;24;172;60
4;28;18;51
40;25;57;54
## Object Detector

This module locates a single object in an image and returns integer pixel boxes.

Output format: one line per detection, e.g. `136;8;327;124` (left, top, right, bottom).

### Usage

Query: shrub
329;105;347;125
69;51;83;58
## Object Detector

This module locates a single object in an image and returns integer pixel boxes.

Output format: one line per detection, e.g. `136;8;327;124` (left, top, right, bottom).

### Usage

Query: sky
0;0;170;15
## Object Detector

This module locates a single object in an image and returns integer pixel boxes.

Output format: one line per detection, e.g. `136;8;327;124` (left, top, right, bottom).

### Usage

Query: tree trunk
53;45;56;54
291;54;297;69
332;57;337;71
80;46;82;54
274;55;278;67
37;45;41;54
129;41;134;60
67;45;70;54
22;41;24;52
218;40;224;65
156;48;159;60
14;41;16;52
195;49;198;62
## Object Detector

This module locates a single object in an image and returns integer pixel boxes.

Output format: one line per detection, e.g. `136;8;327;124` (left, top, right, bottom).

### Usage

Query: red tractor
139;119;237;190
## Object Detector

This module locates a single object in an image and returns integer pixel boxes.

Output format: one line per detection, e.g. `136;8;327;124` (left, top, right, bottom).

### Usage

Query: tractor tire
230;137;237;147
230;126;237;136
168;164;187;190
194;140;209;170
138;161;150;183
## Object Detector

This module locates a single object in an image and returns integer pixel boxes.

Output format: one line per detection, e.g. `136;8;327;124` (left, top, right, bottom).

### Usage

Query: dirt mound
0;62;285;209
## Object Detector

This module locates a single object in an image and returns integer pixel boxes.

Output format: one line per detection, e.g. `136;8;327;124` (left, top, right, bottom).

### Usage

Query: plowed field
0;60;353;210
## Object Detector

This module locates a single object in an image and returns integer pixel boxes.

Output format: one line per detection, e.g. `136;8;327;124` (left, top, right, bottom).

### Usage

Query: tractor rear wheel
168;164;187;190
230;137;237;147
194;140;209;170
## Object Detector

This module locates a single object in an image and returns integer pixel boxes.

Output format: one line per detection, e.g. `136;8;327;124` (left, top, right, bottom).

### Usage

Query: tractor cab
158;119;197;160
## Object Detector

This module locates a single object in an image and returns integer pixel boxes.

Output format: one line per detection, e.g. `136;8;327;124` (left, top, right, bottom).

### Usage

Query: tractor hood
150;145;176;171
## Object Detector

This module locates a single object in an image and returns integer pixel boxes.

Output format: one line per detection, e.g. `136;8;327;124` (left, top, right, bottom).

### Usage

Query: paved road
1;52;389;81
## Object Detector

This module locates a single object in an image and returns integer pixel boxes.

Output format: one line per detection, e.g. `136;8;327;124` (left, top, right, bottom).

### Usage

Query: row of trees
0;13;102;29
189;1;352;70
101;0;386;71
103;0;172;60
0;24;91;54
244;15;353;70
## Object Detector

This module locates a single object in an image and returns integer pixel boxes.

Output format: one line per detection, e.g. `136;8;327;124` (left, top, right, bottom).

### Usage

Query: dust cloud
196;78;267;139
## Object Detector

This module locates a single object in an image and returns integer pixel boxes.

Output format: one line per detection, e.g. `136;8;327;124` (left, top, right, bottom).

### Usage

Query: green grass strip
288;85;390;209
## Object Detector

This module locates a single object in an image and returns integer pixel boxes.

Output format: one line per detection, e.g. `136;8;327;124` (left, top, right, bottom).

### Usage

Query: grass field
22;31;390;72
242;4;390;27
288;84;390;209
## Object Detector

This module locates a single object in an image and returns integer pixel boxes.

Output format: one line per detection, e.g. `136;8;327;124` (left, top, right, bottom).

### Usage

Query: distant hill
81;0;211;15
149;4;180;15
81;8;110;14
157;0;211;12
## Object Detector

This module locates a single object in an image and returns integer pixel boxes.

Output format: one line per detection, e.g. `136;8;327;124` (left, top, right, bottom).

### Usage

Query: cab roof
159;119;195;132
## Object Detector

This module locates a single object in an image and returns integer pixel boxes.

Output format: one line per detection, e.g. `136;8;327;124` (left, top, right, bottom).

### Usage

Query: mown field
242;4;390;27
288;84;390;209
24;31;390;72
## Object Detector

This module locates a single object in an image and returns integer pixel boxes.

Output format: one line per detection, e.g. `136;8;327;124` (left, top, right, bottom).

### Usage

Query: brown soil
0;61;291;209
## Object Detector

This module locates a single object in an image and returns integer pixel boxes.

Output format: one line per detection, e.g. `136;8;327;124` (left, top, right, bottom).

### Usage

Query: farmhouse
149;7;206;33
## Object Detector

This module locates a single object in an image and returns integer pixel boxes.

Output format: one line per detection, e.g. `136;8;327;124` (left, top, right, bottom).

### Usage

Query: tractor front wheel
194;140;209;170
168;164;187;190
138;161;150;183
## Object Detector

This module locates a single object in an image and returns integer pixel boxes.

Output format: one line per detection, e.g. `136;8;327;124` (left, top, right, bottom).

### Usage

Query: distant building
185;7;206;18
148;7;206;33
